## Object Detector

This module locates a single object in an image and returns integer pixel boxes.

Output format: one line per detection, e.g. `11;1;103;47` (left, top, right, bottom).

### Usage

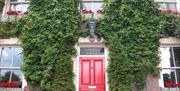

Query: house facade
0;0;180;91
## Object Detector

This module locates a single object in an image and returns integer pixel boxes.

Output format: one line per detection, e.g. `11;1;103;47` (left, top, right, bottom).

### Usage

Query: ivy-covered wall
0;0;180;91
16;0;81;91
0;21;17;38
96;0;174;90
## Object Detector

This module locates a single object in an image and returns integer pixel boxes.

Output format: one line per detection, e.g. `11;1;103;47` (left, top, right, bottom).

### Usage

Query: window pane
0;70;22;88
80;47;104;55
93;2;103;13
10;4;21;11
10;3;29;11
82;2;104;13
163;69;176;83
158;3;165;10
160;47;174;68
83;2;92;10
12;48;23;67
173;47;180;67
0;48;13;67
0;70;10;82
11;70;22;88
166;3;177;11
176;69;180;83
162;69;176;87
10;0;29;2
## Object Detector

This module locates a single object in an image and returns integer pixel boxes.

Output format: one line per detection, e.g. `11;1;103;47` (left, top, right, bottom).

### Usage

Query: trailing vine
96;0;164;90
16;0;80;91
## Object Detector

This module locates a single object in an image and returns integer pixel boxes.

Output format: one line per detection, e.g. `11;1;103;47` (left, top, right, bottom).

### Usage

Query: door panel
94;60;104;84
80;57;105;91
81;60;91;85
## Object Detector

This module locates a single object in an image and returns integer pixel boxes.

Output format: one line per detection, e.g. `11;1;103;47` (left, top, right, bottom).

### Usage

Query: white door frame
75;44;109;91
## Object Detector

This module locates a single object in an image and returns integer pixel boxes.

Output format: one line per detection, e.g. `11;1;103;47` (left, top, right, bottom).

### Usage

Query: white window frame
81;0;104;13
157;2;177;11
8;0;30;11
0;46;24;88
160;45;180;88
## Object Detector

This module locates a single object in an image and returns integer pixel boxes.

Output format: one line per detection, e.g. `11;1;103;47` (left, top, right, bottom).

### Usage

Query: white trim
75;44;108;91
159;45;180;88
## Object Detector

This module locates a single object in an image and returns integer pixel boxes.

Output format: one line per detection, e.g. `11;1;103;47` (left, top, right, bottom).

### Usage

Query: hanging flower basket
81;9;94;14
160;10;180;16
0;82;19;87
6;10;29;15
97;9;103;14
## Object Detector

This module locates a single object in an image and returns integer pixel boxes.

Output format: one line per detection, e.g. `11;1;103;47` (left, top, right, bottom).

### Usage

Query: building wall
1;37;180;91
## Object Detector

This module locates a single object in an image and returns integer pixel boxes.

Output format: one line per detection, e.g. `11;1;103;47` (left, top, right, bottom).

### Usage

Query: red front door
80;57;105;91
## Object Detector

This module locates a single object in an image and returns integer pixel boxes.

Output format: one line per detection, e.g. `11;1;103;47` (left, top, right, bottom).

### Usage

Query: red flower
23;11;29;14
6;10;22;15
164;82;175;87
81;9;94;14
0;82;18;87
97;9;103;14
159;9;180;16
164;82;180;87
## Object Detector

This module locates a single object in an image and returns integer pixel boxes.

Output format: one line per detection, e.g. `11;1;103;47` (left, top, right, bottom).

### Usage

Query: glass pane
0;70;10;82
11;70;22;88
10;3;29;11
92;2;103;13
158;3;165;10
162;69;176;87
166;3;177;11
21;4;29;11
82;2;104;13
83;2;93;10
10;0;29;2
12;48;23;67
0;70;22;88
0;48;13;67
173;47;180;67
176;69;180;83
160;47;174;68
10;4;21;11
80;47;104;55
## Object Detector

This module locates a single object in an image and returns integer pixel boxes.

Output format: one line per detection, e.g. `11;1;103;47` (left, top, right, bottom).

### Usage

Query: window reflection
167;3;177;10
82;1;104;13
0;47;23;88
176;69;180;83
161;47;180;88
0;70;11;82
1;48;13;67
163;69;176;83
9;0;30;12
10;4;29;11
173;47;180;67
10;0;29;2
157;2;177;11
12;48;23;67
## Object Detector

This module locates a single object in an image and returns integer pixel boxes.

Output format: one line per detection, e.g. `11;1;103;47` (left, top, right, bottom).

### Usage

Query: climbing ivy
96;0;163;90
16;0;80;91
0;1;4;12
0;0;178;91
160;13;180;37
0;21;17;38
